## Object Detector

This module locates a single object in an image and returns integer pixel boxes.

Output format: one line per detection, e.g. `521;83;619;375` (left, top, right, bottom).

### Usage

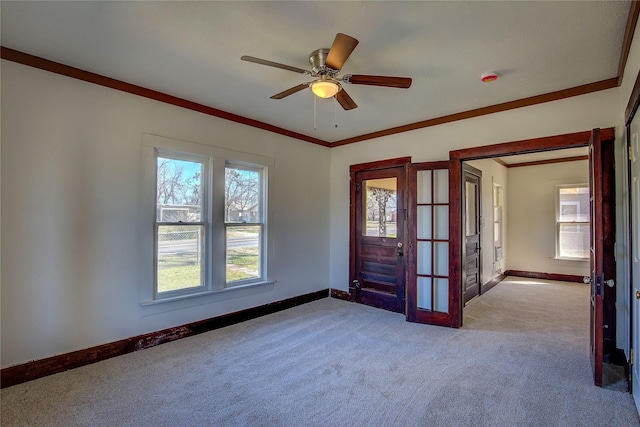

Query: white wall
0;60;331;367
506;160;589;277
330;88;621;291
465;159;508;286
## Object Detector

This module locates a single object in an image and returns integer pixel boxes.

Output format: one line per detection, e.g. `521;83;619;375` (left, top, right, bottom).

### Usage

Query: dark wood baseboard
482;274;506;294
504;270;584;284
1;289;329;389
330;288;351;301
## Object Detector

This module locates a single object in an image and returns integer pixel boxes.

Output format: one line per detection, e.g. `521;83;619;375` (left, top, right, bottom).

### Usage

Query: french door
406;161;456;326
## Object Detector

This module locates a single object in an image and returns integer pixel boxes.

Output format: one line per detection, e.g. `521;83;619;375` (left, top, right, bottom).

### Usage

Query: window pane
416;170;432;204
559;223;590;258
434;278;449;313
417;277;432;310
225;167;261;223
434;206;449;240
417;206;432;239
417;241;432;275
157;157;203;222
226;225;261;283
434;242;449;276
157;225;203;293
434;170;448;203
559;187;589;222
465;181;477;236
363;178;397;237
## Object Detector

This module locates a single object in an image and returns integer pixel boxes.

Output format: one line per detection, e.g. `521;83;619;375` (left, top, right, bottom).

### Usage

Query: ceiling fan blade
241;56;308;74
270;83;309;99
335;88;358;110
325;33;359;71
344;74;412;88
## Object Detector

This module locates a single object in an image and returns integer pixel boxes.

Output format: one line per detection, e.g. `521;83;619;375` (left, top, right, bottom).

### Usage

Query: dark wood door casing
449;128;615;328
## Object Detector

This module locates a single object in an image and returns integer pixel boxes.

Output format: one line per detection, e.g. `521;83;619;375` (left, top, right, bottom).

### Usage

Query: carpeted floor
2;277;639;426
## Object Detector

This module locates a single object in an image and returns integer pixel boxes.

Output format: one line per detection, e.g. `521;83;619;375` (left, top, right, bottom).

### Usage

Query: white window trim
140;134;275;306
555;183;589;261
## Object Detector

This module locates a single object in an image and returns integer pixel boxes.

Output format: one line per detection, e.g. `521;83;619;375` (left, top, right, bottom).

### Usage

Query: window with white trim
556;185;590;259
147;135;271;302
225;163;265;285
493;183;503;260
155;153;209;297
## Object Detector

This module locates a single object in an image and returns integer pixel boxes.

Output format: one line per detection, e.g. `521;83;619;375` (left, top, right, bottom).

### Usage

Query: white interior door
630;115;640;412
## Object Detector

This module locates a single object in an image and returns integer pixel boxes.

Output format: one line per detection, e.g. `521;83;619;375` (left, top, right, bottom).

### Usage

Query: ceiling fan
241;33;412;110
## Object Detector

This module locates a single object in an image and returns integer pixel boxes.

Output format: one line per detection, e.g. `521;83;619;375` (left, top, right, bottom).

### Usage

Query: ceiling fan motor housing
309;48;334;75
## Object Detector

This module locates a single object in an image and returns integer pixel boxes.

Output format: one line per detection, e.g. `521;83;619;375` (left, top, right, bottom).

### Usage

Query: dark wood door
463;167;481;304
588;128;617;387
350;163;407;313
589;128;604;387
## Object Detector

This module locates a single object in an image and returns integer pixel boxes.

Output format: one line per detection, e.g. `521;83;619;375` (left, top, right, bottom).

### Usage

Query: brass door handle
636;290;640;300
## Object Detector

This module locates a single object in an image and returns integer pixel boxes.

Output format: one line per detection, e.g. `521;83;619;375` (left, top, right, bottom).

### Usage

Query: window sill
553;256;589;262
140;280;275;307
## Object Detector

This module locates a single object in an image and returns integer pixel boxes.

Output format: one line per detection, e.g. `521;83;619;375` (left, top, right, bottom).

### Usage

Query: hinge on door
630;144;635;162
356;183;361;192
631;348;634;366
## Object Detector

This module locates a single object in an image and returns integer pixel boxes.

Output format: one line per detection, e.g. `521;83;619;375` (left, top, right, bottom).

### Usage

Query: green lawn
226;246;259;282
157;246;259;293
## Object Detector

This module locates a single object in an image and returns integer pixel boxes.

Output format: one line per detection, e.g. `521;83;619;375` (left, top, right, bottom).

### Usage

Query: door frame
449;128;616;328
349;157;411;309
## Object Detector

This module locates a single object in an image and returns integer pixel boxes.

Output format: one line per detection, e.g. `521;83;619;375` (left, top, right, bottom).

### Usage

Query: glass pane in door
417;277;432;310
363;178;397;237
415;168;450;315
466;181;477;236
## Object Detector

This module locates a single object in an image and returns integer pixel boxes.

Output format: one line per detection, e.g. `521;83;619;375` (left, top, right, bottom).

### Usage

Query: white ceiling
0;1;631;144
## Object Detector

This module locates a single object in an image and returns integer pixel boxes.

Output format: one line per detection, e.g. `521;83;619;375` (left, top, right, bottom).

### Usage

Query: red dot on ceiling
481;73;498;83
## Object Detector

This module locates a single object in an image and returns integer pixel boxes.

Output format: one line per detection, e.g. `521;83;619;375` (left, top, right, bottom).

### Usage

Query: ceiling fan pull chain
313;95;317;131
335;99;338;128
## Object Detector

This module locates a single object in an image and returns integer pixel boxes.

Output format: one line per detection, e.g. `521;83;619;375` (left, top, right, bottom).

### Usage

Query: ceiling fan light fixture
311;80;340;98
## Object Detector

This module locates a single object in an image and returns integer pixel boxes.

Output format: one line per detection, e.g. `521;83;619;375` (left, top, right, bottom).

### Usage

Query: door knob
636;290;640;300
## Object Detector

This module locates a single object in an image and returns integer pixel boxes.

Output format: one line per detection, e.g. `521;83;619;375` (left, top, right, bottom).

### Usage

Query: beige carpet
2;277;639;426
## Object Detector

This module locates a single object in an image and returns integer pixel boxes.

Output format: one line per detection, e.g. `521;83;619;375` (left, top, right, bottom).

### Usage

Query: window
155;154;208;296
146;134;271;303
363;178;397;237
556;185;589;259
225;164;264;284
493;183;503;260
